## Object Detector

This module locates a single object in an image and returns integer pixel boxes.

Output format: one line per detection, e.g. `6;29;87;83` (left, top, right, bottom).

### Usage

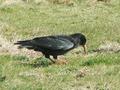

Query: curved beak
82;45;87;55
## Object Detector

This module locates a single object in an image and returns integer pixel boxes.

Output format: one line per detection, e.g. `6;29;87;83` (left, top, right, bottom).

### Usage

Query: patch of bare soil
93;41;120;53
0;35;42;58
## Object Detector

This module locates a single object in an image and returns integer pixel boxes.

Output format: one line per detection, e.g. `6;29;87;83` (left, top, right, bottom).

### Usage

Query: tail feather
14;40;31;44
14;40;34;49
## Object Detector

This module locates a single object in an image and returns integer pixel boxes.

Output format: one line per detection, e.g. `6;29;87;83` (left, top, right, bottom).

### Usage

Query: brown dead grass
93;41;120;53
0;35;42;57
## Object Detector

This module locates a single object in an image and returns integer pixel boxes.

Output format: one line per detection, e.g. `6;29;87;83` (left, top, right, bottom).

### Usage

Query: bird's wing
31;36;74;50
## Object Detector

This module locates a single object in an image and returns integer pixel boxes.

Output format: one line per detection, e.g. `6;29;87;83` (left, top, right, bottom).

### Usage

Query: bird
14;33;87;64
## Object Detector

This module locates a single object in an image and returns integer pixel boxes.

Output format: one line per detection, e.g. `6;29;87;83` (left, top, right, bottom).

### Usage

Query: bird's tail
14;40;34;49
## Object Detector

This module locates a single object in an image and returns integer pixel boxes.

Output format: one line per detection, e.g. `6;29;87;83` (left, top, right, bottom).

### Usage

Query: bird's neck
70;37;80;48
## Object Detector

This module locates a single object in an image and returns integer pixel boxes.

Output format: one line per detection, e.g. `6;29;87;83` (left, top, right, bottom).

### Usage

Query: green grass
0;0;120;90
82;53;120;66
0;53;120;90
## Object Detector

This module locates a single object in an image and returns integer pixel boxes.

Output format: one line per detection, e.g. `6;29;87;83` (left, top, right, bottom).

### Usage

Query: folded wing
31;36;74;50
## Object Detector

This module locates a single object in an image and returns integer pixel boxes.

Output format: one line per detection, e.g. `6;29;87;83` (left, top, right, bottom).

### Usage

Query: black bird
14;33;87;63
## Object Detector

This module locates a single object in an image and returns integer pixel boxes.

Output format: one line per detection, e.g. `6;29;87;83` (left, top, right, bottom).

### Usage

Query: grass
0;0;120;90
0;53;120;90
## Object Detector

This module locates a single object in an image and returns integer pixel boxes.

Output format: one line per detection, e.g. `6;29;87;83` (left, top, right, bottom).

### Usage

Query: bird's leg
49;58;56;63
45;54;55;63
53;55;57;59
82;45;87;55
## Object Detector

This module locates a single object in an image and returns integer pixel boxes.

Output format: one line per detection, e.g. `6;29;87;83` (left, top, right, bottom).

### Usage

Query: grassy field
0;0;120;90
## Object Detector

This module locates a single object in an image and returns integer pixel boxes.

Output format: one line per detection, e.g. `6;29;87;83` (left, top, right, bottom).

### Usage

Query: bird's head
70;33;87;54
70;33;86;46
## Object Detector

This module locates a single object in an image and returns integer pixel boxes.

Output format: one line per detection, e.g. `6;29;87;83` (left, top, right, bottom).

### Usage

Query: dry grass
0;35;42;58
93;41;120;53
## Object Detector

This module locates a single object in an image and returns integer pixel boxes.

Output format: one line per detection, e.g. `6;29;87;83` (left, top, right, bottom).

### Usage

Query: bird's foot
55;59;68;65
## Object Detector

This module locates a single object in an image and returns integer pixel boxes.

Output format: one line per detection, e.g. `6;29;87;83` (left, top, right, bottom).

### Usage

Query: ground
0;0;120;90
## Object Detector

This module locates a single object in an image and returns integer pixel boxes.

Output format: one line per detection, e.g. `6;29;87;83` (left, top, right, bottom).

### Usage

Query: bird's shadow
32;57;52;67
19;57;52;67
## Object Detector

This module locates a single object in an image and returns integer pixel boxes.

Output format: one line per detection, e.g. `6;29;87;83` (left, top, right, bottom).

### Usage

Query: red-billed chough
14;33;87;63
